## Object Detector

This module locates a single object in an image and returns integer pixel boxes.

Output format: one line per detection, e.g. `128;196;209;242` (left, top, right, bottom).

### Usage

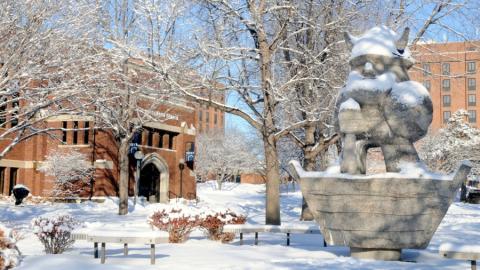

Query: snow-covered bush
199;209;246;243
148;207;201;243
38;149;94;197
31;214;80;254
0;224;20;270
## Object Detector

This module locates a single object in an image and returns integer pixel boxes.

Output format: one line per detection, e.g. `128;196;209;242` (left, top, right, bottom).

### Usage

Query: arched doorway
139;163;160;202
139;154;169;203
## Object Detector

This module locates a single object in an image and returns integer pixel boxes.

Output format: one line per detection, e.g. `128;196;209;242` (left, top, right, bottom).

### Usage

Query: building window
73;121;78;144
468;62;476;73
206;111;210;123
0;167;4;195
0;100;6;126
468;78;476;91
158;132;164;148
423;80;431;91
83;122;89;144
442;63;450;75
214;114;218;125
168;134;174;149
62;121;68;143
469;110;477;123
10;100;18;127
8;168;17;196
423;63;431;76
442;95;451;107
442;79;450;91
147;130;153;146
443;111;451;123
199;110;202;121
469;95;477;106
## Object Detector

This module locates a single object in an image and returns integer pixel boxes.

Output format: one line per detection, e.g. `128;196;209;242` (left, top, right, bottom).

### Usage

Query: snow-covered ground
1;182;479;269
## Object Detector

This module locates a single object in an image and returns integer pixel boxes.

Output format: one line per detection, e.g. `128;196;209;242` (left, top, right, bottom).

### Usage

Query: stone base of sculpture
289;160;472;261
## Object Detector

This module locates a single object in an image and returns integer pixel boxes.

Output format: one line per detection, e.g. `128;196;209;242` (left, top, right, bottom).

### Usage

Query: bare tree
195;128;263;190
0;0;103;156
38;149;94;198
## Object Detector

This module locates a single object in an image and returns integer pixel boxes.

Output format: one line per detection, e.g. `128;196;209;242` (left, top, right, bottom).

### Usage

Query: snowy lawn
1;182;478;269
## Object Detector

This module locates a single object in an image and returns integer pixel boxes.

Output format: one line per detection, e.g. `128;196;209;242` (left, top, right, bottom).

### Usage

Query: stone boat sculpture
289;26;472;261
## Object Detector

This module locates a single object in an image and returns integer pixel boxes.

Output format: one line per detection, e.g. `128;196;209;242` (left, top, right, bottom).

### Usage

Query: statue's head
344;26;413;82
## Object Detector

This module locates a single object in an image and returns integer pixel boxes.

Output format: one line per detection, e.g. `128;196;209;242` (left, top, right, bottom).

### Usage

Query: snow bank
391;81;430;107
350;26;412;60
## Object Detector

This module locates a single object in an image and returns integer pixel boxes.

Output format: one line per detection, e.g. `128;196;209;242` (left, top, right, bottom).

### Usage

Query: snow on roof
350;26;412;60
390;81;430;107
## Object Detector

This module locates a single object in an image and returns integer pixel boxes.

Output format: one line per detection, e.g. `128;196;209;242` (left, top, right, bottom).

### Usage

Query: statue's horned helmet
344;27;410;55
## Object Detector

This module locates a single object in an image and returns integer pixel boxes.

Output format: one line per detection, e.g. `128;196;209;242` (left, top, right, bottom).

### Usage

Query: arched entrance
139;154;169;203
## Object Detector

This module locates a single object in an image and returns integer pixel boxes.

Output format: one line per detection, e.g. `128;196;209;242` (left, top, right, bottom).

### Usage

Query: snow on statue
335;26;433;174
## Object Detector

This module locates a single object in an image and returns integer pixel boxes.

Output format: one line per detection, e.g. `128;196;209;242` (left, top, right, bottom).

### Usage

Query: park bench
72;229;169;264
439;243;480;270
222;224;324;246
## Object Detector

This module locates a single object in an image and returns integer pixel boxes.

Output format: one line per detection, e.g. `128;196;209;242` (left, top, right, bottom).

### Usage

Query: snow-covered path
1;182;478;269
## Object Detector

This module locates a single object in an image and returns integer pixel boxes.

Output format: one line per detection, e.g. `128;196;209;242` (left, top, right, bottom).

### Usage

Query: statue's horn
344;32;356;50
396;27;410;51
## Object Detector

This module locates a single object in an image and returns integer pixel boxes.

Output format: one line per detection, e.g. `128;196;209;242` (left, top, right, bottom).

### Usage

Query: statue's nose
362;62;376;78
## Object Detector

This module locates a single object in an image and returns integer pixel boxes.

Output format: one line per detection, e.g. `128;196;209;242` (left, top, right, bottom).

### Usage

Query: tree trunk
300;125;317;221
118;140;130;215
264;133;281;225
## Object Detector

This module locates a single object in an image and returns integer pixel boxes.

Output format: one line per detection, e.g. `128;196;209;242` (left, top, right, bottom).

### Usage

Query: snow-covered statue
335;26;433;174
289;26;472;261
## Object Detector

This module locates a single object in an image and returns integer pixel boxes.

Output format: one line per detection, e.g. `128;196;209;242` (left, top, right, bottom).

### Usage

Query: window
468;61;476;73
10;100;18;127
168;134;174;149
442;95;451;107
214;114;218;125
199;110;202;121
469;78;476;91
443;111;451;123
0;100;6;126
158;132;163;148
73;121;78;144
424;80;431;91
469;110;477;123
423;63;431;76
206;111;210;123
442;63;450;75
469;95;477;106
442;79;450;91
8;168;17;196
147;130;153;146
0;167;4;195
83;122;89;144
62;121;68;143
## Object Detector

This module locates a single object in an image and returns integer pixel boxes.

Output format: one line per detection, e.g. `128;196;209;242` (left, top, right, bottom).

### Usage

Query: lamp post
134;151;144;205
178;158;185;199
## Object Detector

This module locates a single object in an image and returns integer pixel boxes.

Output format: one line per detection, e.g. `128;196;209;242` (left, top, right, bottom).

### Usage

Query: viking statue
335;26;433;174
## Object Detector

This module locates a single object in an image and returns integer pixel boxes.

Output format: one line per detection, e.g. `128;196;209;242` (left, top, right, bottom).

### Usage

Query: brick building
410;41;480;130
0;99;197;202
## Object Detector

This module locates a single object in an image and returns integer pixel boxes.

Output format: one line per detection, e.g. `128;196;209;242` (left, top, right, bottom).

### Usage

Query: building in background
410;41;480;130
193;89;226;133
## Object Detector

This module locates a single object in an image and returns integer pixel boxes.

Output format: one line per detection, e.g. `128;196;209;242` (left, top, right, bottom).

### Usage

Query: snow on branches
38;149;94;197
0;224;20;270
31;214;80;254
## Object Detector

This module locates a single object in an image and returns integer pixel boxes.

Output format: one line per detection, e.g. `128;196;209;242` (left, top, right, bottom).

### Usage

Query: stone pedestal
289;160;472;261
350;248;401;261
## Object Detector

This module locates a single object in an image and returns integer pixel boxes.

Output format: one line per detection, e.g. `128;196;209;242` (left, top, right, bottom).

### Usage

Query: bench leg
151;244;155;265
124;243;128;256
255;232;258;245
287;233;290;246
240;233;243;245
472;260;477;270
94;242;98;259
101;243;106;264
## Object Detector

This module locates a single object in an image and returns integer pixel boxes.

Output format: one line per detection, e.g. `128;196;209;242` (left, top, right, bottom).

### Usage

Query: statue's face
349;54;411;82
